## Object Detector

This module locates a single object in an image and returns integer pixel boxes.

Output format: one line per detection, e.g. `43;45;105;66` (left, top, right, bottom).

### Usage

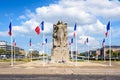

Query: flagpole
42;30;45;66
71;44;73;62
30;46;32;62
70;43;72;61
10;36;13;66
13;44;15;63
109;26;112;66
75;33;78;66
88;43;89;62
46;43;48;63
104;46;105;62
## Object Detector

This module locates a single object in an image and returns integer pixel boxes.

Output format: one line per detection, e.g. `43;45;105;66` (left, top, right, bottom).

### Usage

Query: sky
0;0;120;54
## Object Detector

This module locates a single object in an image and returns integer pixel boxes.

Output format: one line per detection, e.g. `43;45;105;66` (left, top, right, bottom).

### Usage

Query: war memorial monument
51;21;69;63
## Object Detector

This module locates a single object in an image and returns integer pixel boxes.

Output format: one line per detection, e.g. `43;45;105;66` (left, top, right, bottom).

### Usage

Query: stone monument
51;21;69;62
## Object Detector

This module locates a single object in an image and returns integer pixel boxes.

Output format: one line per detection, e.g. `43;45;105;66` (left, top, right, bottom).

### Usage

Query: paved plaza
0;61;120;75
0;61;120;80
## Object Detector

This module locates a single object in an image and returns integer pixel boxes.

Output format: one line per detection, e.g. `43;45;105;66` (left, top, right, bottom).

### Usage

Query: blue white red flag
45;38;47;43
29;38;32;46
13;38;16;46
35;26;40;35
41;21;44;31
102;38;105;47
84;38;88;44
105;21;110;37
86;38;88;43
73;23;77;38
8;22;12;36
71;38;73;43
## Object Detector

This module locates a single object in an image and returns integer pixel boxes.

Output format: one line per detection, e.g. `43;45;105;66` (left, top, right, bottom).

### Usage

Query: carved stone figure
51;21;69;63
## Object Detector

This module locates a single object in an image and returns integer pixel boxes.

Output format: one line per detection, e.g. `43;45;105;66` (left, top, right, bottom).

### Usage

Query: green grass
0;58;31;62
0;59;11;62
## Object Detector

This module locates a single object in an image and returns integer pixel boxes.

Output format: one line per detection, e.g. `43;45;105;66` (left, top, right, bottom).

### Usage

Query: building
0;41;25;58
81;45;120;60
101;45;120;59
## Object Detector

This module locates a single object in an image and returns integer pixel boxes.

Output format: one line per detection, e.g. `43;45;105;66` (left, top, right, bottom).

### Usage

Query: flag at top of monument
8;21;12;36
73;23;77;38
41;21;44;31
35;26;40;35
105;21;110;37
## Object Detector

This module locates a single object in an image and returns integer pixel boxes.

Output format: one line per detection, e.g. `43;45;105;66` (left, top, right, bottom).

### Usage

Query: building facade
0;41;25;57
80;45;120;60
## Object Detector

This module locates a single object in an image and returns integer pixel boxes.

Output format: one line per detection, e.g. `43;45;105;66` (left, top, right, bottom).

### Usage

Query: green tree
106;50;113;55
0;49;5;55
78;53;85;56
32;52;39;57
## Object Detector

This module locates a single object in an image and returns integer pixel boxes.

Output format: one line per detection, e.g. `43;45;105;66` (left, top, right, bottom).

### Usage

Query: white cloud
1;0;120;52
85;0;120;20
78;35;100;48
0;31;8;37
18;15;26;20
11;0;120;37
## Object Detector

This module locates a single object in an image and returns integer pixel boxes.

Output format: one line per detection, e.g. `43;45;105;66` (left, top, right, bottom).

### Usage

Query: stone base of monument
51;47;69;63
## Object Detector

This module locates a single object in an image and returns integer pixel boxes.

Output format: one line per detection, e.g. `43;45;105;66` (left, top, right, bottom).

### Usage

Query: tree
32;52;39;57
78;53;85;56
0;49;5;55
106;50;113;55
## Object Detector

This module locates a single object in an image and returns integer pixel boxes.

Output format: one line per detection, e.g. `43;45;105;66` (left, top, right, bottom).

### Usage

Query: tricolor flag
41;21;44;31
29;38;32;46
86;38;88;43
73;23;77;38
45;38;47;44
105;21;110;37
84;38;88;44
35;26;40;35
13;38;16;46
71;38;73;43
8;22;12;36
102;38;105;47
42;38;47;45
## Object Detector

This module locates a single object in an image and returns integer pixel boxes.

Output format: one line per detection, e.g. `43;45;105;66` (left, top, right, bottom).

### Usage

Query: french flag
35;26;40;35
8;22;12;36
102;38;105;47
71;38;73;44
42;38;47;45
73;23;77;38
105;21;110;37
86;38;88;43
41;21;44;31
84;38;88;44
13;38;16;46
29;38;32;46
69;38;73;45
45;38;47;44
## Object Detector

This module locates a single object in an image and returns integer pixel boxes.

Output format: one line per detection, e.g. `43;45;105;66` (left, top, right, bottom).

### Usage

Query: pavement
0;61;120;75
0;74;120;80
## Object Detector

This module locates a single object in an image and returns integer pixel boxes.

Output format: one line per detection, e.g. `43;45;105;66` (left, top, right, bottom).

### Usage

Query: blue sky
0;0;120;54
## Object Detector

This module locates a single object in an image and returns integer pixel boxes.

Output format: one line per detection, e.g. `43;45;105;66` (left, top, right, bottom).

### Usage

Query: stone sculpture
51;21;69;63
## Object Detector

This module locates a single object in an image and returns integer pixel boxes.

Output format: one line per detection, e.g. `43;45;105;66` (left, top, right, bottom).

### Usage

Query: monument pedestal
51;47;69;62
